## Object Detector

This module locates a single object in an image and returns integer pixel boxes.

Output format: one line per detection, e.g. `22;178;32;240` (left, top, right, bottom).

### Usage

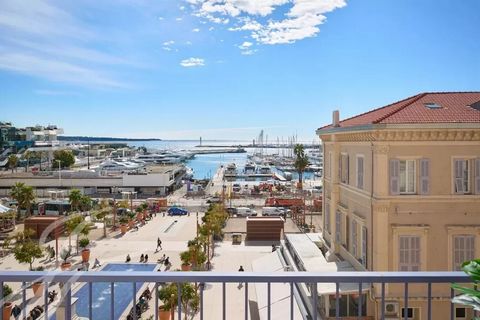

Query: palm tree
294;144;309;190
10;183;35;217
23;151;33;172
68;189;82;212
7;155;18;173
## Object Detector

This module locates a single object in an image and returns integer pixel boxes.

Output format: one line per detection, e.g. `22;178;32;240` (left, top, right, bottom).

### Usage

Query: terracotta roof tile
319;92;480;130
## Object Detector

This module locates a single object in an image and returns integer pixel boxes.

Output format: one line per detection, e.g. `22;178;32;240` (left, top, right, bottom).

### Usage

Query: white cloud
185;41;193;45
163;40;175;46
34;89;79;96
190;0;347;45
192;28;200;32
0;0;134;88
162;47;172;51
180;57;205;67
179;6;186;11
238;41;256;55
176;17;183;21
208;26;215;31
158;16;164;20
239;41;252;49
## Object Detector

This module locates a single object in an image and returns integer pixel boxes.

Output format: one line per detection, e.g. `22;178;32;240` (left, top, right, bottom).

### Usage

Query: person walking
126;254;131;263
156;237;162;252
144;254;149;263
140;254;144;263
238;265;244;289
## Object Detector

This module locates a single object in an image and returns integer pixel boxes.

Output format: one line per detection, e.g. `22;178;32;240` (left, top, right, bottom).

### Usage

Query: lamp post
55;160;61;186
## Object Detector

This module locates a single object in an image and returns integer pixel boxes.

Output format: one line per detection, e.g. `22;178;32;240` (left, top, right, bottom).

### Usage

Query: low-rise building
317;92;480;320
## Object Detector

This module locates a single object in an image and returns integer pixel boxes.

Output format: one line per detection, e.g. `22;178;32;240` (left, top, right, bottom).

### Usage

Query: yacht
244;162;256;174
258;165;272;175
96;159;144;173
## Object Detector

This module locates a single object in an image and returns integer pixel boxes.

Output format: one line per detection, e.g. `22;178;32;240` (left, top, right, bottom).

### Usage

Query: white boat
244;162;256;174
96;159;144;173
257;165;272;175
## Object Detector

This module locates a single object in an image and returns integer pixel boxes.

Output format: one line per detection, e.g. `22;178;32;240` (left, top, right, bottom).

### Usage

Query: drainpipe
369;142;378;319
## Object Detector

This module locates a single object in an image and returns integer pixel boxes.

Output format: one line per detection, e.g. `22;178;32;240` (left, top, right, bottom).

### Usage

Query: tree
68;189;82;212
65;214;90;254
53;150;75;168
94;199;111;238
79;195;92;212
23;151;33;172
294;144;309;189
10;182;35;217
7;155;18;173
12;229;44;270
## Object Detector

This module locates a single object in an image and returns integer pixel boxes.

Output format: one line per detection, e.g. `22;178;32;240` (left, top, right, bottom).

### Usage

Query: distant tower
199;137;202;146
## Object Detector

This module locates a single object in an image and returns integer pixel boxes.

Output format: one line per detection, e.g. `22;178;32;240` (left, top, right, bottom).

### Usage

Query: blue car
167;207;188;216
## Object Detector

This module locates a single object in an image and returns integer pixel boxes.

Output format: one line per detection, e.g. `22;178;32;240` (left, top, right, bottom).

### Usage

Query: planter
61;262;71;271
136;213;143;221
3;302;12;320
181;264;191;271
128;220;134;229
120;224;128;234
81;248;90;262
158;307;171;320
32;282;44;298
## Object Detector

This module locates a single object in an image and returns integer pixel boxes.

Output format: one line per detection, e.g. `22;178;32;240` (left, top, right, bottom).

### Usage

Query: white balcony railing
0;271;473;320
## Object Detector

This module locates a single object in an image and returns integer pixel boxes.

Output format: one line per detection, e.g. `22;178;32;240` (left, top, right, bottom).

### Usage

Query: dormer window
424;103;442;109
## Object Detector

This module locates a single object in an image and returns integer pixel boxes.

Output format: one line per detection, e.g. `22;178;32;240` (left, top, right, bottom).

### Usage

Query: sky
0;0;479;141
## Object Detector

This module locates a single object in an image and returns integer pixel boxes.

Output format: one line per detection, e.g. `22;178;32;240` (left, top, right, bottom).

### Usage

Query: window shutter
357;157;364;189
325;202;330;233
420;159;430;195
338;156;342;181
346;155;349;184
455;160;465;194
361;227;367;268
335;211;341;243
390;159;400;195
475;159;480;194
351;220;357;257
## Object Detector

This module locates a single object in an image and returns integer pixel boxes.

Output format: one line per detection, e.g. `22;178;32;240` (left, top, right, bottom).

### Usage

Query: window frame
393;226;429;272
453;158;472;194
340;153;349;184
399;159;416;194
452;235;475;271
447;226;480;271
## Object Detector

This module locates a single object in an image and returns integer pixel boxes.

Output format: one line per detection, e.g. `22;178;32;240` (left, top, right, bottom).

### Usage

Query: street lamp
55;160;62;186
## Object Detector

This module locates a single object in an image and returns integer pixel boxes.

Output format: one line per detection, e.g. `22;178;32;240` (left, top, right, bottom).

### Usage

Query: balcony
0;271;472;320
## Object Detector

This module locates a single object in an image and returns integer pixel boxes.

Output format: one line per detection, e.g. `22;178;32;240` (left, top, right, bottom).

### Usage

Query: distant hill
59;136;162;142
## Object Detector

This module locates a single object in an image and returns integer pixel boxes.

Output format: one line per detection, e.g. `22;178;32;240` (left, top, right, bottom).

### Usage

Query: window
361;226;367;268
351;219;357;257
455;307;466;319
399;160;416;194
401;307;420;320
453;235;475;271
335;211;342;243
399;236;421;271
325;202;331;233
339;153;349;184
454;159;471;194
328;152;332;178
401;308;414;319
356;156;364;189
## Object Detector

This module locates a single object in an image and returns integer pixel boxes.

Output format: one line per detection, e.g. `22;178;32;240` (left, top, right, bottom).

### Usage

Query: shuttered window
351;220;358;257
453;235;475;271
399;160;416;194
420;159;430;195
399;236;421;271
340;154;349;184
454;159;470;194
335;211;341;243
361;226;367;268
325;202;331;233
475;159;480;194
357;156;364;190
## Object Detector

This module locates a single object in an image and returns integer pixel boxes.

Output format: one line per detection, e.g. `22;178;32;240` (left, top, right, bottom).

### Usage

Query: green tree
53;149;75;168
10;182;35;217
13;230;44;270
294;144;309;189
68;189;82;212
23;151;33;172
7;154;18;173
65;214;90;254
79;195;92;211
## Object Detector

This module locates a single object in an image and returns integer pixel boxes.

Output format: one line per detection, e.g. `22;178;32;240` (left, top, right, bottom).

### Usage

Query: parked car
167;207;188;216
206;196;222;204
236;207;257;217
232;183;241;192
226;207;237;215
262;207;291;217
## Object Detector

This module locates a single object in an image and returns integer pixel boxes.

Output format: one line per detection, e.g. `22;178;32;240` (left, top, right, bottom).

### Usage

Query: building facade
317;92;480;320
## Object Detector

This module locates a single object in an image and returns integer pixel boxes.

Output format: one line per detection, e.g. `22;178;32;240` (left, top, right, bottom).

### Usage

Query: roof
318;92;480;131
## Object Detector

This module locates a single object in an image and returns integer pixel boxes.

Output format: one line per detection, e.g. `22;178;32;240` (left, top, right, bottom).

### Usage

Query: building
0;122;64;152
0;164;186;197
317;92;480;320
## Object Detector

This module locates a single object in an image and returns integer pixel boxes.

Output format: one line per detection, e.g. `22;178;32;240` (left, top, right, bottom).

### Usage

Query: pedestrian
50;247;55;261
272;244;276;252
140;254;144;263
156;237;162;252
164;257;170;266
93;258;101;268
126;254;131;263
144;254;149;263
238;265;245;289
12;304;21;319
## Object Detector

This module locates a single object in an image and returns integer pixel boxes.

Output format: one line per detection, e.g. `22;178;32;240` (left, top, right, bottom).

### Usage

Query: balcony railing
0;271;472;320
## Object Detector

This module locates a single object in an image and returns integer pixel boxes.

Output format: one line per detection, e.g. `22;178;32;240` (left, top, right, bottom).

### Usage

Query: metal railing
0;271;472;320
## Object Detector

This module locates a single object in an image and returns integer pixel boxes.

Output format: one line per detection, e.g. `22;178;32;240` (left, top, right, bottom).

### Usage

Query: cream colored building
317;92;480;320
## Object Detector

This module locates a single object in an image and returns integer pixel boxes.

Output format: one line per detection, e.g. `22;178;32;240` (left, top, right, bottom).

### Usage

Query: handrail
0;271;471;283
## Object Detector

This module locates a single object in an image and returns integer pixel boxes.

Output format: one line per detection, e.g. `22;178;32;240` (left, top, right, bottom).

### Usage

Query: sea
110;140;317;181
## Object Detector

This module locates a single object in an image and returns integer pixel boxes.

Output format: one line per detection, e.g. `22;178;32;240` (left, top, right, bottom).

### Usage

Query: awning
0;204;12;214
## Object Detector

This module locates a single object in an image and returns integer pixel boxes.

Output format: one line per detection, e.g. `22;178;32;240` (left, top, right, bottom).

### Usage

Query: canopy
0;204;13;214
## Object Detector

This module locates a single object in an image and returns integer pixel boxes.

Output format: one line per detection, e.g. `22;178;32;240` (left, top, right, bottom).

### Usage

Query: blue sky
0;0;479;141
